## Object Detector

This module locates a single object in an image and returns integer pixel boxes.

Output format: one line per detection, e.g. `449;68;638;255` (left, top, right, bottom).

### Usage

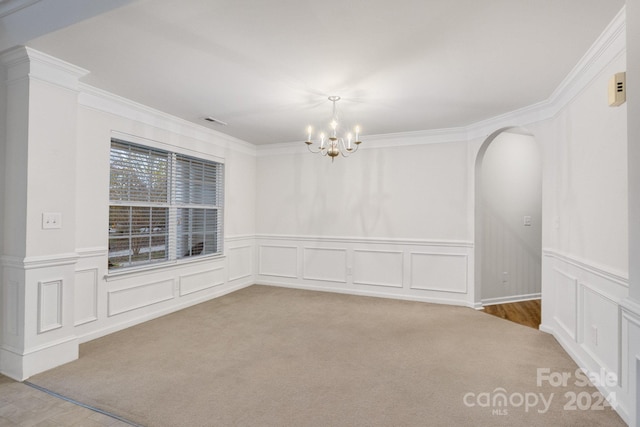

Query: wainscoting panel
353;250;403;288
303;248;347;283
553;268;578;340
581;285;620;379
74;268;98;326
38;280;63;333
620;300;640;423
108;279;175;316
255;235;474;307
259;245;298;278
541;250;629;423
410;253;467;294
179;267;225;296
4;280;19;336
228;245;253;282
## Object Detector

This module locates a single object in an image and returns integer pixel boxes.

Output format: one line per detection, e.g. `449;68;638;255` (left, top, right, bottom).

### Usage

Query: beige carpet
29;285;625;426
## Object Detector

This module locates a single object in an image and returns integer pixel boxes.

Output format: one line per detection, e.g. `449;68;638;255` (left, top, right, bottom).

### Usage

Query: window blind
108;139;224;270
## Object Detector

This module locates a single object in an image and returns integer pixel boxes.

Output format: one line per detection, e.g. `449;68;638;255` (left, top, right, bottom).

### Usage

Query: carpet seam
24;380;142;426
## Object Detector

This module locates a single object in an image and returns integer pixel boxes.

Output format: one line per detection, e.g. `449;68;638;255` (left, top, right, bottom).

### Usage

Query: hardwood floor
482;299;541;329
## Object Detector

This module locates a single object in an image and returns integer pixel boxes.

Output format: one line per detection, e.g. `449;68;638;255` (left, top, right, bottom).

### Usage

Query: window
108;139;224;270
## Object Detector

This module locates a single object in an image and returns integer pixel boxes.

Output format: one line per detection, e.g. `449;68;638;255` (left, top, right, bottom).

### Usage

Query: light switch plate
523;216;532;226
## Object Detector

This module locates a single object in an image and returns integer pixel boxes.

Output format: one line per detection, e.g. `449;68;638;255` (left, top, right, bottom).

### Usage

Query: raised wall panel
410;253;467;293
228;246;252;281
74;268;98;326
582;285;620;378
353;250;403;288
303;248;347;283
4;280;19;336
179;267;224;296
108;279;174;316
38;280;63;333
259;245;298;278
553;269;578;340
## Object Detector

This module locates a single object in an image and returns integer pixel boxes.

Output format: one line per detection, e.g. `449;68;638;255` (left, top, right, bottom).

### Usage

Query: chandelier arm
336;137;359;157
306;144;323;154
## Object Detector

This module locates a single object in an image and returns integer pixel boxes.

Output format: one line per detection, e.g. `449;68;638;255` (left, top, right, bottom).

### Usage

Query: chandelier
304;96;362;161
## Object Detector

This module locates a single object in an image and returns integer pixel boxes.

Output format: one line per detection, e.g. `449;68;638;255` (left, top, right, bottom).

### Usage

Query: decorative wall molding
227;245;253;282
107;279;175;316
256;235;474;307
352;249;403;288
77;281;252;345
542;251;630;423
302;247;348;283
0;253;78;270
74;268;98;326
0;46;88;90
76;247;108;259
37;280;63;333
3;280;19;336
0;0;42;18
257;6;626;154
258;245;298;278
179;267;225;296
620;300;640;423
543;249;628;287
256;234;473;248
104;255;225;282
225;235;256;243
552;268;578;340
409;252;468;294
79;83;257;156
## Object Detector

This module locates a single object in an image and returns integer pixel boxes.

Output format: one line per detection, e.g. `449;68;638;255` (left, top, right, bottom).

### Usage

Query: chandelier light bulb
303;96;363;162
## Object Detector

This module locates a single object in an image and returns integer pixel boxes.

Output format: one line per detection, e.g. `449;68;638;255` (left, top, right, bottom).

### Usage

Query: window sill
105;254;225;281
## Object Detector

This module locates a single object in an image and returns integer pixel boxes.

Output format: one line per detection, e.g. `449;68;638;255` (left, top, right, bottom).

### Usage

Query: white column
0;47;88;380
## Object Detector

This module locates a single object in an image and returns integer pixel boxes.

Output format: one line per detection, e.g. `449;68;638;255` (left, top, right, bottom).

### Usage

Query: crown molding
0;45;89;90
258;5;627;155
78;83;257;157
0;0;41;18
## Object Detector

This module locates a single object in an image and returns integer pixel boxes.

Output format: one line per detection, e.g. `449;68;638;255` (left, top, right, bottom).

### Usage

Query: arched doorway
475;127;542;325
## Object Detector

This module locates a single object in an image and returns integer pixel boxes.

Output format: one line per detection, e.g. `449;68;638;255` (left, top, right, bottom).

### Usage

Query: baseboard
1;336;79;381
255;280;476;308
77;280;253;344
481;293;541;306
545;324;629;424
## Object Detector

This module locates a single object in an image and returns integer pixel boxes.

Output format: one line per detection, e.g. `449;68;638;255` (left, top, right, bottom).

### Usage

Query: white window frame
108;136;224;272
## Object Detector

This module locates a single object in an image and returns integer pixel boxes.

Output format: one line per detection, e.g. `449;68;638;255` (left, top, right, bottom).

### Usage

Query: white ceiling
4;0;627;145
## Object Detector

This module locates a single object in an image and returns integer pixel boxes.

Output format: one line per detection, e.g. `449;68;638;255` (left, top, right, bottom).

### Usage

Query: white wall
479;132;541;303
624;0;640;425
257;141;469;240
537;44;631;423
0;47;257;380
255;140;475;307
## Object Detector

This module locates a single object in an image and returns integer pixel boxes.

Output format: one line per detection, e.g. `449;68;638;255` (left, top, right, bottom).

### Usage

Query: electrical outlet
42;212;62;229
502;272;508;285
347;267;353;275
591;325;598;346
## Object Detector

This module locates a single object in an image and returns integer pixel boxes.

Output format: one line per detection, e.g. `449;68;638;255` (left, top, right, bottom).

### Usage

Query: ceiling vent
204;116;228;126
